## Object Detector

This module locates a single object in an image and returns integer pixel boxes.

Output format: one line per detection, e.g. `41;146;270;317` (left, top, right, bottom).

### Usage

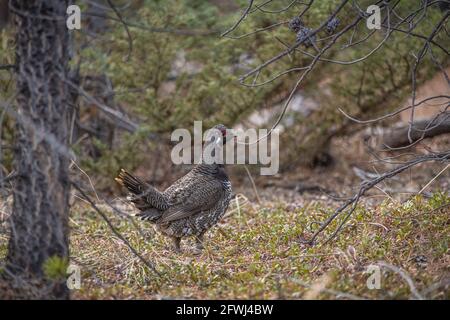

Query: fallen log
383;111;450;148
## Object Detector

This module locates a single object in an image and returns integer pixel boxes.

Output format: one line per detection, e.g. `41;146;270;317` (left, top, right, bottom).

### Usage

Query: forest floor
69;191;449;299
0;127;449;300
67;134;449;300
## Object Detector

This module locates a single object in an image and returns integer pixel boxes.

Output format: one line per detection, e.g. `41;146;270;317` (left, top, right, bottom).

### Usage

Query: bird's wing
159;177;225;223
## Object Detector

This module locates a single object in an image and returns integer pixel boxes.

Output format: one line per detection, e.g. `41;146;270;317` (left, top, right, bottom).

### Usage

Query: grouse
115;124;234;252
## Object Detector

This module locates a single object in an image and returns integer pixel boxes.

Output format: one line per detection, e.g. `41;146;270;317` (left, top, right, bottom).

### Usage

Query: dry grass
68;192;449;300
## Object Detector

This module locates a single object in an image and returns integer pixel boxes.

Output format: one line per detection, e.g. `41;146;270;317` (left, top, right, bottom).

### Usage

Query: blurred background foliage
0;0;448;190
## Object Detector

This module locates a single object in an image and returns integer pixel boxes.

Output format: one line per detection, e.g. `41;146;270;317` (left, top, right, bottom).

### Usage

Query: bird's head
205;124;235;146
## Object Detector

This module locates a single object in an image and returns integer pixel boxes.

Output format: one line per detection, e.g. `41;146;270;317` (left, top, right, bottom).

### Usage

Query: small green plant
43;256;69;281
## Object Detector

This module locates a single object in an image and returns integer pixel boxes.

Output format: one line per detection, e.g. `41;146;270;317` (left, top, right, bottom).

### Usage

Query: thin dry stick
237;1;362;146
418;163;449;194
221;0;255;37
290;277;366;300
70;160;100;201
377;261;424;300
338;95;449;124
244;165;262;204
72;181;162;278
224;194;249;218
0;64;15;70
106;0;133;61
235;195;241;219
304;151;450;245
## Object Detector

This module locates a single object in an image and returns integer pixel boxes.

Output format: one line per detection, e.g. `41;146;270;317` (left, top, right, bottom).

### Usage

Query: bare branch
106;0;133;62
302;151;450;245
238;0;353;82
221;0;255;37
0;64;15;71
338;95;450;124
72;181;162;278
377;261;424;300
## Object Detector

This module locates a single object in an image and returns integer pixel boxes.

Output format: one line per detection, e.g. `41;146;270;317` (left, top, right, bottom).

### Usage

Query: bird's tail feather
115;169;168;212
135;208;162;222
115;169;146;195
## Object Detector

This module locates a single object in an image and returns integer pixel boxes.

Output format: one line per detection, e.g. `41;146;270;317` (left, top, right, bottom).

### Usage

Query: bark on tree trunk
2;0;71;299
0;0;9;29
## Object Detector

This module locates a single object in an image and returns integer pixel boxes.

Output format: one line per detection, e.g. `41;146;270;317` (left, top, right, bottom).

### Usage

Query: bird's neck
195;162;225;175
199;141;225;171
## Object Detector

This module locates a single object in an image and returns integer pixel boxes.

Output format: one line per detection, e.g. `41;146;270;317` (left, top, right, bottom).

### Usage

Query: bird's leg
195;232;205;250
171;237;181;253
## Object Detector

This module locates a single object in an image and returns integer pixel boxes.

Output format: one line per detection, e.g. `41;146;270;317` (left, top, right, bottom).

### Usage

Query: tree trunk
2;0;71;299
0;0;9;29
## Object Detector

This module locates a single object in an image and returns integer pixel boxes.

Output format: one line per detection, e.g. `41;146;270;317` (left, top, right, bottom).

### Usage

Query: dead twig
302;151;450;245
71;181;162;278
105;0;132;62
221;0;255;37
377;261;424;300
244;165;262;204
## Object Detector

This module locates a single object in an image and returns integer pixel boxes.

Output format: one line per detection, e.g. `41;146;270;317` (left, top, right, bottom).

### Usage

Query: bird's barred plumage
115;124;233;252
